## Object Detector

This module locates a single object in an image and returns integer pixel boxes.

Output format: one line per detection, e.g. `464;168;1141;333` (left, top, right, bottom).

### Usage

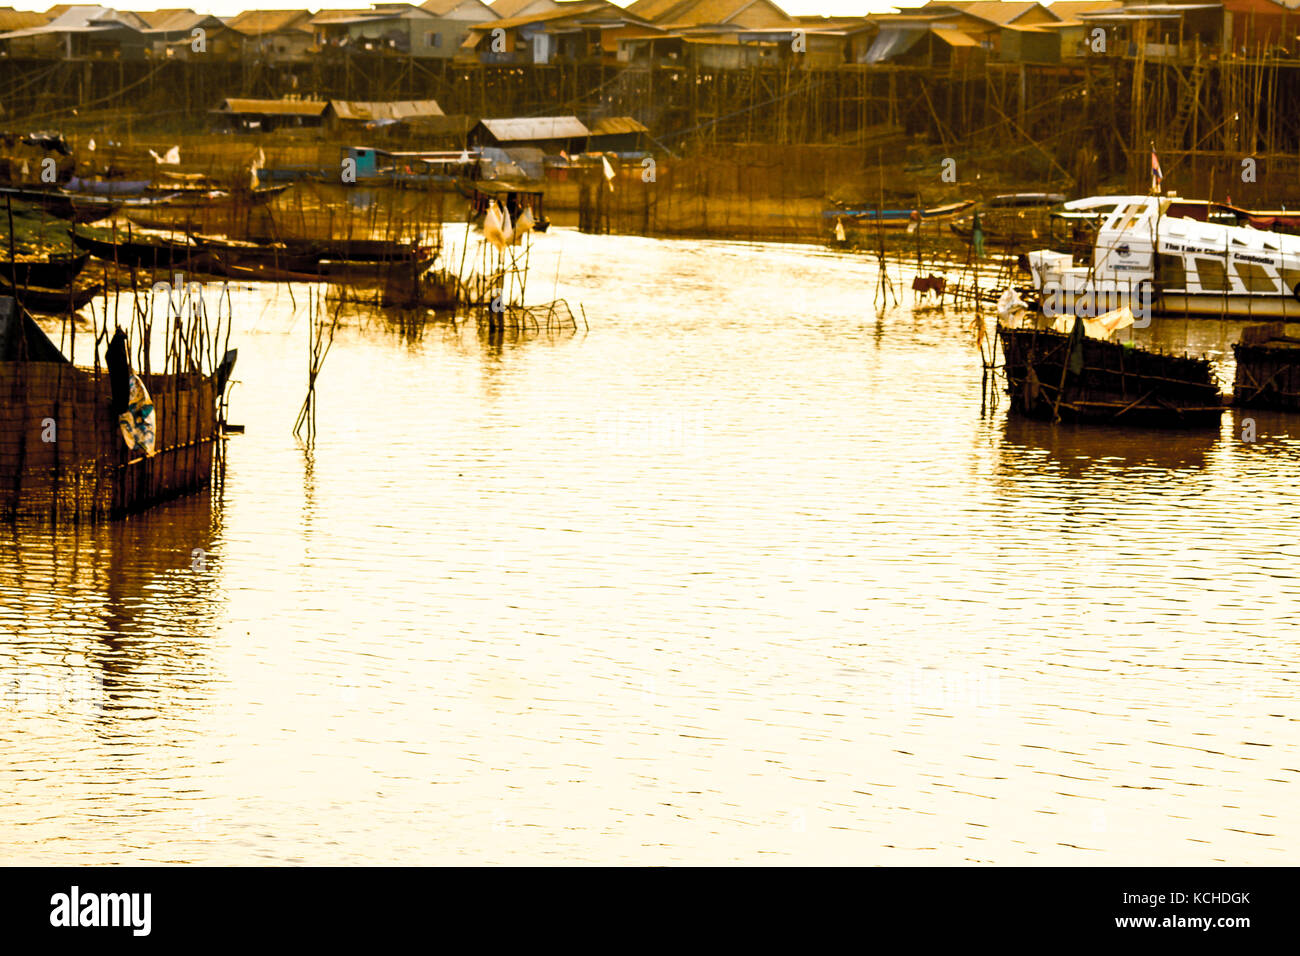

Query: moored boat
827;199;976;230
193;234;432;267
998;322;1223;427
205;251;435;283
1232;322;1300;410
0;296;235;520
467;182;549;232
0;185;117;223
1026;194;1300;319
950;193;1067;247
0;252;89;287
71;230;211;270
0;278;102;314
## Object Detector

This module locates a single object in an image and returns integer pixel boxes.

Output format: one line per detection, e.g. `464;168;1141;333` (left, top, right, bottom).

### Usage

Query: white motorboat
1026;194;1300;320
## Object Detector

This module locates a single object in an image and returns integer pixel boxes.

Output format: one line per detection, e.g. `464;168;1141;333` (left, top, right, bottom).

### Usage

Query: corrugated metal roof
478;116;590;141
630;0;792;27
588;116;648;136
215;97;328;116
225;10;313;35
330;99;445;122
1045;0;1123;18
934;27;980;45
0;5;144;38
425;0;494;15
309;8;374;24
931;2;1044;26
487;0;541;17
863;25;926;61
140;10;220;33
478;1;624;31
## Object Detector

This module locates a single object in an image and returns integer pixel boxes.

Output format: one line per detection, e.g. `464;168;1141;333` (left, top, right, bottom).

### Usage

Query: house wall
339;16;436;55
588;131;643;152
151;26;241;60
1053;24;1093;59
420;15;486;57
801;34;846;67
242;31;314;62
73;31;148;60
1222;0;1289;51
1000;28;1060;63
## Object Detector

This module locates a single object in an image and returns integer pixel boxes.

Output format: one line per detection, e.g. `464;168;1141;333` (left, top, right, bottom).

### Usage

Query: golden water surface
1;230;1296;864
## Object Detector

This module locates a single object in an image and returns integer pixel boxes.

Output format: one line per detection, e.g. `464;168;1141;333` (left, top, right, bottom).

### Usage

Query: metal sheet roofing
478;116;590;141
330;99;445;122
588;116;649;136
863;24;927;61
224;10;313;35
137;9;213;32
215;97;328;116
0;5;144;38
934;27;980;44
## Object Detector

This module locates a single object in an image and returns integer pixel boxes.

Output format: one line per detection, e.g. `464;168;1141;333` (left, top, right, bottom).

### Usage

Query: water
2;231;1296;864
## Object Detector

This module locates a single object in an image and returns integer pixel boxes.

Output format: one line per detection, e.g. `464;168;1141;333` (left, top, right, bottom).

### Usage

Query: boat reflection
0;488;223;720
997;414;1223;478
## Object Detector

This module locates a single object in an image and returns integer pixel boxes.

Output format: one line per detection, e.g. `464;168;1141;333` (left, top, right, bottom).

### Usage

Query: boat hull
0;254;90;287
0;281;102;314
72;233;209;270
1232;326;1300;409
0;362;223;519
1156;293;1300;319
998;326;1223;428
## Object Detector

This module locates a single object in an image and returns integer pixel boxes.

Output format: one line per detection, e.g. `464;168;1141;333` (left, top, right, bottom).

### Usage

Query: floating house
419;0;500;57
339;143;479;182
585;116;648;153
212;97;329;132
0;5;148;59
0;296;235;520
469;116;590;153
225;9;315;62
312;4;443;56
460;0;657;64
327;98;445;130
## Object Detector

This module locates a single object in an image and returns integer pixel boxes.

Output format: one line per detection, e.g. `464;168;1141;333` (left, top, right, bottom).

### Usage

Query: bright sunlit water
1;229;1296;864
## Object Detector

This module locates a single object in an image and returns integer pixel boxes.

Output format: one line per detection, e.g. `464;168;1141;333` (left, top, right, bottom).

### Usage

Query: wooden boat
194;234;431;267
150;184;291;209
64;177;151;197
0;253;89;287
1231;322;1300;409
71;231;210;270
826;199;976;230
207;251;435;283
0;279;102;314
0;297;235;520
1027;194;1300;319
950;193;1068;246
0;185;117;223
466;181;550;232
119;185;291;234
998;324;1223;427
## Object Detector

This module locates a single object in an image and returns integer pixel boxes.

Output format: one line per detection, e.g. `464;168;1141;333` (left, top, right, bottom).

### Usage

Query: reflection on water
1;231;1296;864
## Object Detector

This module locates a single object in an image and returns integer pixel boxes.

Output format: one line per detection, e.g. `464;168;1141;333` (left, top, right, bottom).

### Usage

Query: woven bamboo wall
0;363;218;521
1232;343;1300;410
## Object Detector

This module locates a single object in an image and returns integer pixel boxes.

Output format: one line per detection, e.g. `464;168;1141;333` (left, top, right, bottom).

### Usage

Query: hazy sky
10;2;908;20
